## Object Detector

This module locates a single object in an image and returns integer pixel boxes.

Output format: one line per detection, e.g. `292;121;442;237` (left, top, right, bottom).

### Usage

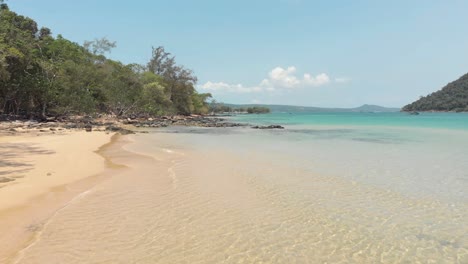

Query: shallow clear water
231;112;468;130
12;113;468;263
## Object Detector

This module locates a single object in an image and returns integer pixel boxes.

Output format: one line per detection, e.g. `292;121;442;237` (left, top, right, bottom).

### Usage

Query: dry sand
0;131;115;263
0;131;113;210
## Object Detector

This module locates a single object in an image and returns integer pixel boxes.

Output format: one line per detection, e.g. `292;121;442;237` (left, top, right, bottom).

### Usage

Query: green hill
403;73;468;112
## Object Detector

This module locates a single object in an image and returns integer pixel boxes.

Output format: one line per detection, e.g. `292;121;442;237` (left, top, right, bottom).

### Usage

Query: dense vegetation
246;106;270;114
403;73;468;112
208;101;237;113
209;101;270;114
0;2;212;119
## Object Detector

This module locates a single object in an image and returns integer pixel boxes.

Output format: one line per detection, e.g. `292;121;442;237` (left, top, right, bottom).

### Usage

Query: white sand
0;131;113;211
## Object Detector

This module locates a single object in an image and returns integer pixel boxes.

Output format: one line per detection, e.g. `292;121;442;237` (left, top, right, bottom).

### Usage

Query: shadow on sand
0;143;55;185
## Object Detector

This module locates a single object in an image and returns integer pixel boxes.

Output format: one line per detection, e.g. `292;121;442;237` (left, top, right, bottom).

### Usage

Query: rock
252;125;284;129
85;125;92;132
106;126;121;132
105;125;134;135
65;123;78;129
119;129;135;135
123;119;138;124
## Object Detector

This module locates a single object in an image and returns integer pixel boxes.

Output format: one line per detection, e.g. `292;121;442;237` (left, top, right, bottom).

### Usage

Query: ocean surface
12;112;468;263
232;111;468;130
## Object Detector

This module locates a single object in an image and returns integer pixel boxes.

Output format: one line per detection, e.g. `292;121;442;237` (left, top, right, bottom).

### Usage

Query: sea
12;112;468;263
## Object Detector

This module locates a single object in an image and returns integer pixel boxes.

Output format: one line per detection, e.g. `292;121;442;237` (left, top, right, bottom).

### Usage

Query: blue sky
8;0;468;107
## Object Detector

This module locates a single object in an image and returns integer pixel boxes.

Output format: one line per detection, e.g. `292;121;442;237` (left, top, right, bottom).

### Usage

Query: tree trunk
41;103;47;119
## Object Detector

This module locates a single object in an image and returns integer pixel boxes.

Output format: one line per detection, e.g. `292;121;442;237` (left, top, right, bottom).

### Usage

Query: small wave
12;189;95;264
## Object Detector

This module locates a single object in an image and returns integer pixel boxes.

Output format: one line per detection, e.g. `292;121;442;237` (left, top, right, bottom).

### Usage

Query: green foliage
191;93;212;115
147;46;199;115
0;4;211;118
209;102;270;114
83;37;116;56
403;73;468;112
246;106;270;114
209;101;233;113
140;82;171;115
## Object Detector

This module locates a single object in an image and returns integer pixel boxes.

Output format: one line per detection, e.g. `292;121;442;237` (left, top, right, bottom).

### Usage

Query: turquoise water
147;113;468;262
230;112;468;130
223;112;468;204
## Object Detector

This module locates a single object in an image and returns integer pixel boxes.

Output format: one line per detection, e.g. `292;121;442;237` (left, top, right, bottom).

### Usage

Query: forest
0;2;212;119
208;102;271;114
403;73;468;112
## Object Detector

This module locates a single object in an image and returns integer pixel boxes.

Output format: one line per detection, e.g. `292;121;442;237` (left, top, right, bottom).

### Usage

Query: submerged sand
0;128;466;263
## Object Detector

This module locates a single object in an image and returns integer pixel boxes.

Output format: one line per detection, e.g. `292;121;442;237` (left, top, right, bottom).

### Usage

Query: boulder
252;125;284;129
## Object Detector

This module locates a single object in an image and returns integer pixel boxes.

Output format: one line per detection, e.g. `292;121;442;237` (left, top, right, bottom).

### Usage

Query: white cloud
303;73;330;87
268;66;300;88
200;81;262;93
200;66;339;93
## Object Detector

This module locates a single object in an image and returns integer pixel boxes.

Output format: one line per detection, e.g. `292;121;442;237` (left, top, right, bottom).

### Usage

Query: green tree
83;37;116;56
191;93;212;114
0;3;214;118
147;46;199;115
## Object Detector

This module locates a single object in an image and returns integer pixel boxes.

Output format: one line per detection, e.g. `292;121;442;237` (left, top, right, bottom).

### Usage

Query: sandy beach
2;0;468;262
0;131;115;263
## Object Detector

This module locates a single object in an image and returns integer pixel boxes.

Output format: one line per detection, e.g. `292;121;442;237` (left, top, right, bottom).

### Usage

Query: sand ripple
12;132;468;263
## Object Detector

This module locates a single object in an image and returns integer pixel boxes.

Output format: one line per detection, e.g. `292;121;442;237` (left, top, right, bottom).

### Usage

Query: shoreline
0;115;248;137
6;132;177;263
0;126;465;262
0;112;257;261
0;131;122;263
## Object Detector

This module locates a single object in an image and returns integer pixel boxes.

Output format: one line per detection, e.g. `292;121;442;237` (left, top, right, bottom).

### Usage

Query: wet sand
0;131;115;263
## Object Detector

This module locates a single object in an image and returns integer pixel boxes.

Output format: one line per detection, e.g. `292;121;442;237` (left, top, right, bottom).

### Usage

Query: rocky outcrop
123;116;246;128
1;114;287;135
251;125;285;129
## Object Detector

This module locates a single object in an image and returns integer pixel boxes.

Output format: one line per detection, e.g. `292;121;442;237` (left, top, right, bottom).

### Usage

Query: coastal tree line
0;2;212;119
209;101;271;114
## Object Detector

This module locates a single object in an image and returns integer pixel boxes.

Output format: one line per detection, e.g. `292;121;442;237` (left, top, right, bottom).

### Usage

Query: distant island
209;102;271;114
403;73;468;112
212;103;400;114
